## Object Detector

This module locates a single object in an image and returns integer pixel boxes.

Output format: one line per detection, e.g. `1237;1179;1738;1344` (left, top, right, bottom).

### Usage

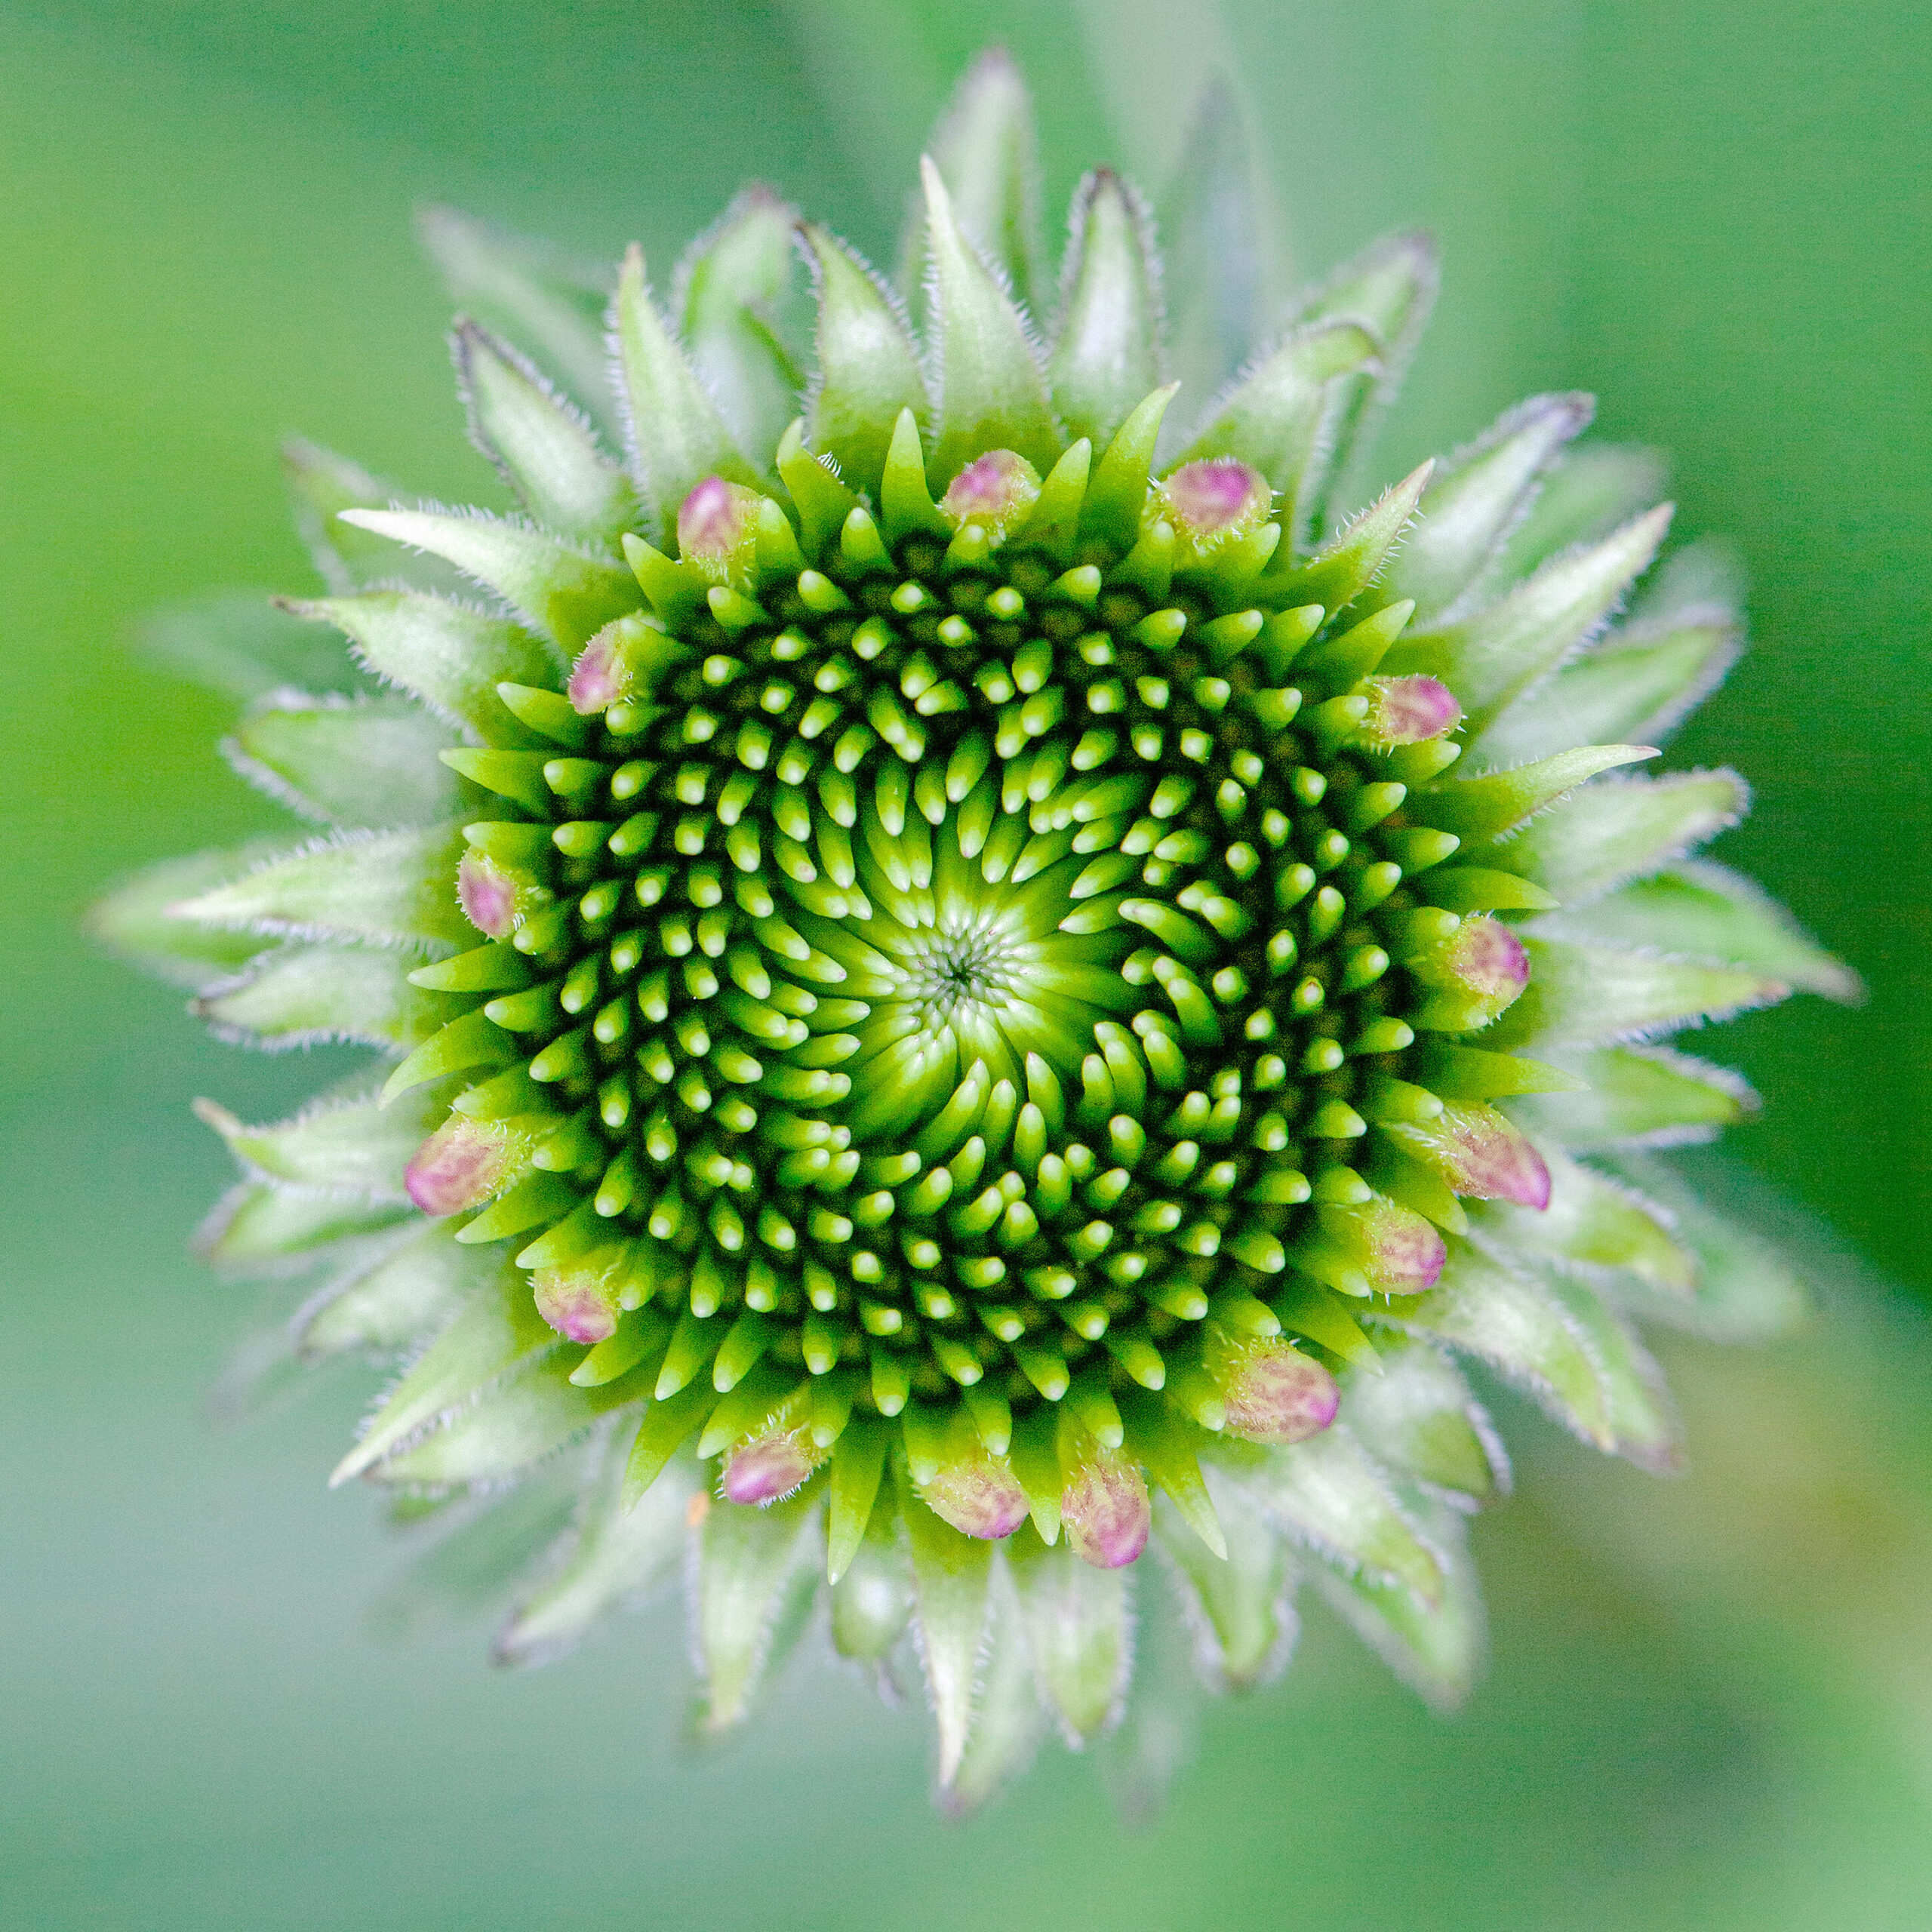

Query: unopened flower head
97;50;1855;1810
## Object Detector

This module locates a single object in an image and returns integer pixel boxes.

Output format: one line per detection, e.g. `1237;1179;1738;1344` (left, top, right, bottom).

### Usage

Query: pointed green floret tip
97;46;1852;1817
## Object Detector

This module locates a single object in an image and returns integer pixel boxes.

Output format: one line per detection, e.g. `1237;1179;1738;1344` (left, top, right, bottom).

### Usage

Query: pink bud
1060;1444;1151;1569
1401;1103;1552;1209
1361;674;1463;746
457;852;523;939
568;611;668;715
938;449;1042;541
1217;1338;1340;1446
921;1450;1029;1540
405;1115;524;1217
1154;458;1272;554
675;475;762;586
721;1426;824;1505
531;1257;622;1346
1409;914;1531;1029
1324;1195;1450;1294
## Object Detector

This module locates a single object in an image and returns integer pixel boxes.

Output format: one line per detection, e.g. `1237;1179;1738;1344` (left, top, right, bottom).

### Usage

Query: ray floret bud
938;450;1042;540
1209;1331;1340;1446
105;45;1853;1813
405;1115;535;1217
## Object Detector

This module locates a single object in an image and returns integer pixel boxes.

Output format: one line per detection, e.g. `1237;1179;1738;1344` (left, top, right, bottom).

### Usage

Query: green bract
98;53;1854;1807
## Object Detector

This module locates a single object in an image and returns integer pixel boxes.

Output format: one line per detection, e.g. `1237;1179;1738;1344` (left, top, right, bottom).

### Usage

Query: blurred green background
2;1;1927;1926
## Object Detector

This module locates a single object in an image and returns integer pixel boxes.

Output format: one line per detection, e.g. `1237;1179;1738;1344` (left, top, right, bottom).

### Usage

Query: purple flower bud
1361;673;1463;746
531;1256;623;1346
1061;1444;1150;1568
1153;458;1272;554
457;851;525;939
405;1115;525;1217
675;475;762;586
1215;1337;1340;1446
1403;1102;1553;1209
721;1425;825;1506
938;450;1042;541
921;1449;1029;1540
1320;1195;1449;1294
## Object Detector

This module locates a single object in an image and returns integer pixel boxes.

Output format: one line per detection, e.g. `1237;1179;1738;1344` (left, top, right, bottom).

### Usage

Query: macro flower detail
96;52;1857;1809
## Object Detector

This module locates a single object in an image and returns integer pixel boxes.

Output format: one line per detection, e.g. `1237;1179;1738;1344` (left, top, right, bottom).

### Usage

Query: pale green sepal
692;1484;823;1733
941;1561;1048;1817
1217;1426;1446;1607
1312;1487;1484;1713
898;1456;995;1788
775;418;860;561
919;153;1060;485
1080;383;1178;551
171;822;469;955
297;1223;511;1360
1155;1477;1293;1690
193;1075;454;1199
1546;861;1861;999
1382;393;1594;620
1475;610;1740;767
1006;1524;1129;1745
195;942;469;1052
919;50;1044;315
1489;937;1789;1048
330;1266;558;1484
1158;78;1266;408
1494;441;1670;583
799;226;928;493
1386;504;1674;731
1377;1238;1614;1450
281;438;466;597
419;205;618;437
1097;1558;1203;1823
226;694;460;829
1539;1277;1684;1473
1509;1044;1756;1149
613;243;761;541
496;1433;697;1666
1049;170;1164;448
1289;232;1439;534
1499;769;1743;900
1473;1147;1695;1294
1260;460;1432;611
826;1417;888;1583
1418;743;1655;844
337;507;641;653
1595;1154;1809;1340
138;591;374;701
1180;321;1381;540
287;591;556;740
200;1181;413;1275
829;1494;912;1660
879;408;950;545
1338;1337;1506;1503
454;319;638;547
88;842;287;992
674;187;806;466
375;1352;654;1488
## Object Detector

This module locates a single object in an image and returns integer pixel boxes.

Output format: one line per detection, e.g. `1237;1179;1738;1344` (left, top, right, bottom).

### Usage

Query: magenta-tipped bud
721;1425;826;1506
1153;457;1272;555
457;851;527;939
1410;914;1531;1029
938;449;1042;542
675;475;762;586
1361;673;1463;746
568;611;667;715
1395;1102;1552;1209
1214;1336;1340;1446
1060;1444;1151;1569
531;1255;622;1346
1315;1195;1450;1294
921;1449;1029;1540
405;1115;528;1217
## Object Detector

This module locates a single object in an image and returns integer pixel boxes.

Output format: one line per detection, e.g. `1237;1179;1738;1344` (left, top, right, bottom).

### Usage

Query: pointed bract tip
939;450;1041;540
1361;673;1462;746
675;477;762;587
921;1449;1028;1540
1217;1337;1340;1446
532;1255;622;1346
721;1426;826;1506
405;1115;518;1217
1060;1444;1150;1567
1154;458;1272;555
